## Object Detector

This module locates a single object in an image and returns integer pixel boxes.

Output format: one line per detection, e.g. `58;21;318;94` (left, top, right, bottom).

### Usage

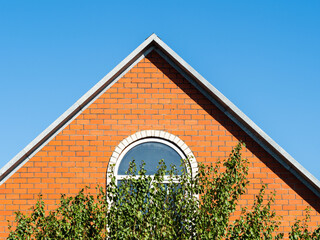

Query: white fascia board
0;34;158;185
151;35;320;196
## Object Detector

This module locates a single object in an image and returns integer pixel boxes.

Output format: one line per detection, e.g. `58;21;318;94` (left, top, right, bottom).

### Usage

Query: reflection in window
118;141;185;176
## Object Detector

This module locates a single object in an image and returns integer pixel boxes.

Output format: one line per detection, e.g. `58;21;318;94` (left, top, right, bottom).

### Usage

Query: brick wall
0;51;319;238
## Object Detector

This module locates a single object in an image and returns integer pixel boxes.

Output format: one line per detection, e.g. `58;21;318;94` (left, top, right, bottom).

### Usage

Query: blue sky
0;1;319;180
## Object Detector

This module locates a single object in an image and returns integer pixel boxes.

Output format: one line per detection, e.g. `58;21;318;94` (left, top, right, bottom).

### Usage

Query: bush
8;142;320;239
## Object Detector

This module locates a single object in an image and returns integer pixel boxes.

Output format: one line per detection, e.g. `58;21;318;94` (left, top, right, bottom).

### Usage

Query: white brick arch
107;130;198;182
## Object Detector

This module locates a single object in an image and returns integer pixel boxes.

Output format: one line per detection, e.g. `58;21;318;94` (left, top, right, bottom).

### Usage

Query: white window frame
115;138;187;184
107;130;198;185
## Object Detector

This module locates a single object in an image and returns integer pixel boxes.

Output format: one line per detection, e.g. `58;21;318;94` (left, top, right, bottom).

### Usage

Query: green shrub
8;142;320;239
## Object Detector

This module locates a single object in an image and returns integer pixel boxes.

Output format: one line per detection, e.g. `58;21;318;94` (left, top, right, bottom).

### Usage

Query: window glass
118;141;184;175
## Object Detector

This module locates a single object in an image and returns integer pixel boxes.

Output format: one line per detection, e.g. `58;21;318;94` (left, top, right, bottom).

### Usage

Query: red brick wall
0;51;319;238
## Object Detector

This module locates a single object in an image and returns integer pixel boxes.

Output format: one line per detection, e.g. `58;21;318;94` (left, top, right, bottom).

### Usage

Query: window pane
118;142;185;175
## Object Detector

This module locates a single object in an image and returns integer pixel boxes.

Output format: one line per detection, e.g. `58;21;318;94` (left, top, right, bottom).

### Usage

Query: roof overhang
1;34;320;198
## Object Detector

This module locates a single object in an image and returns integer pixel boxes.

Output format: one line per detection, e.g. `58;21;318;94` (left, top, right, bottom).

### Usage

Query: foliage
8;142;320;239
227;186;283;240
195;143;250;239
8;187;107;240
289;209;320;240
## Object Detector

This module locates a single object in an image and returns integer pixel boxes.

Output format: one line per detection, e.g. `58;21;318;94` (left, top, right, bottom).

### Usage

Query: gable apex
1;34;320;198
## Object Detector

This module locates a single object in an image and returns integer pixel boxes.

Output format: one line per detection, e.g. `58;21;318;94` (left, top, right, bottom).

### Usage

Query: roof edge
1;33;320;199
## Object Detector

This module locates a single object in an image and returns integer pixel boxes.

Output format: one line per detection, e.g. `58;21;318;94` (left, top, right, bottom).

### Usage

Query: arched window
107;130;197;184
116;138;186;184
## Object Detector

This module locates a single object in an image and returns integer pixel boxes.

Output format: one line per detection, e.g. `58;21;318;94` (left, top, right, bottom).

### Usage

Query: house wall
0;51;319;238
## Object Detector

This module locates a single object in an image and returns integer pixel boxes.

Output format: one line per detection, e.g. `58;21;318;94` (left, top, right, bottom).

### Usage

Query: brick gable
0;51;319;238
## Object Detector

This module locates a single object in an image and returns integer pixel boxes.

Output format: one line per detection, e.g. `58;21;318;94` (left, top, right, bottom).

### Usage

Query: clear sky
0;1;319;180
